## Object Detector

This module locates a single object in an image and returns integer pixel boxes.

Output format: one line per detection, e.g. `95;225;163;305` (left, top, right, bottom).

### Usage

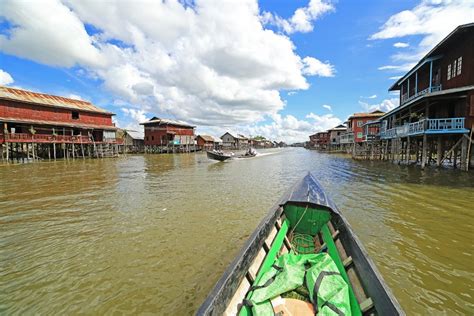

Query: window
357;120;363;127
447;64;451;80
151;136;154;141
146;136;148;141
357;132;363;139
453;59;457;78
72;111;79;119
457;56;462;75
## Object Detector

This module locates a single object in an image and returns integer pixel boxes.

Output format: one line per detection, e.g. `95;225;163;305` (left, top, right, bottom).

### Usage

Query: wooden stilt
405;137;410;164
466;124;473;171
421;134;428;169
460;137;468;171
80;140;85;159
436;136;442;167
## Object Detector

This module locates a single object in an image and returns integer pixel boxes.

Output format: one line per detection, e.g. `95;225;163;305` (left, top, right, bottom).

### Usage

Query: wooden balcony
401;84;442;105
340;132;354;144
380;117;468;139
3;133;122;144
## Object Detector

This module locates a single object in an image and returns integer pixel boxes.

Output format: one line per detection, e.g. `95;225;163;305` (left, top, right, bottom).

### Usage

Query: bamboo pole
466;124;473;171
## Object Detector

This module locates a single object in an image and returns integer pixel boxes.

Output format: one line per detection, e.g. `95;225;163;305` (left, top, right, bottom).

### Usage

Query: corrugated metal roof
197;135;215;142
197;135;222;142
125;130;144;140
0;116;117;130
348;111;385;119
140;117;195;128
327;124;347;131
0;86;113;114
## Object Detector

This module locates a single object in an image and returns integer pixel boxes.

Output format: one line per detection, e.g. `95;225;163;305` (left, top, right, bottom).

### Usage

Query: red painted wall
316;132;329;145
349;117;381;142
144;124;195;145
196;137;213;147
0;100;114;127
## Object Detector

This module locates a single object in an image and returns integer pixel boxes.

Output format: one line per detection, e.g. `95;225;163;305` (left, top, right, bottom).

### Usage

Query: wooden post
453;146;458;168
63;128;66;159
71;131;75;159
436;136;443;167
421;134;428;169
32;142;35;161
405;137;410;164
460;137;468;171
53;143;57;160
466;124;473;171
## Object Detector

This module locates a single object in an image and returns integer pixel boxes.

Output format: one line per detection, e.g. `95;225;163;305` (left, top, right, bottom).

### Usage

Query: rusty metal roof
197;135;215;142
197;135;222;142
0;86;114;114
140;117;195;128
347;111;385;120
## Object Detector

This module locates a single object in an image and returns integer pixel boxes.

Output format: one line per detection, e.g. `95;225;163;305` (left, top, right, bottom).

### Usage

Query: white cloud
361;94;377;99
67;93;83;100
359;98;399;113
393;42;409;48
237;112;341;143
0;0;335;131
302;57;335;77
389;76;402;80
262;0;334;34
322;104;332;111
0;0;104;67
378;63;415;72
0;69;14;85
287;91;297;96
371;0;474;72
120;107;148;134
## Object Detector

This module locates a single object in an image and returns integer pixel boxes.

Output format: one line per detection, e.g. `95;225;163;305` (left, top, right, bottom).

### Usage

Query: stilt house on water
340;110;385;155
141;117;196;153
196;135;222;150
377;23;474;170
308;131;329;150
0;86;119;162
327;124;347;151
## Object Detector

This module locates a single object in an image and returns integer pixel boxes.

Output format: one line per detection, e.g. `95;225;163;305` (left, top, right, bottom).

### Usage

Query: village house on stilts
378;23;474;171
0;86;120;163
141;117;196;153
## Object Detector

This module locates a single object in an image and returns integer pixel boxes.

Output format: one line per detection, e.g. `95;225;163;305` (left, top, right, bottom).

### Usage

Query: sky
1;0;473;143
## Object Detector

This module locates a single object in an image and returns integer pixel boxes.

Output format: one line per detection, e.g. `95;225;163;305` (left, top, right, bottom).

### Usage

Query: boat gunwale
196;173;404;316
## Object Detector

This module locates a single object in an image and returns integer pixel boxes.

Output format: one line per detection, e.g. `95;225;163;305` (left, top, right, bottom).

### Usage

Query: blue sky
1;0;473;142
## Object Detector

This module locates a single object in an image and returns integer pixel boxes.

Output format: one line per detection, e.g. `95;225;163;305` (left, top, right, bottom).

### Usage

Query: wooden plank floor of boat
223;212;375;316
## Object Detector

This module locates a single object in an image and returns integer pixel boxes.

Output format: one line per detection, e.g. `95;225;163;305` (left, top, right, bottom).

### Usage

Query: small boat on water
197;173;403;316
207;150;234;161
238;148;257;159
207;148;258;161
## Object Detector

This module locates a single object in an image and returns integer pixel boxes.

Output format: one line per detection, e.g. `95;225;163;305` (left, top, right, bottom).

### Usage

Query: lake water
1;148;473;314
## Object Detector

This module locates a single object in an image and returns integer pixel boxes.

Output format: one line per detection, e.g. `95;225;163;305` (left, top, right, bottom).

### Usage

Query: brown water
1;148;473;315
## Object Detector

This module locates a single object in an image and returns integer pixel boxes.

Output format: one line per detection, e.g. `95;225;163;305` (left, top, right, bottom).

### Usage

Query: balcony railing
340;132;354;144
380;117;467;139
401;84;442;105
364;134;379;142
4;133;98;143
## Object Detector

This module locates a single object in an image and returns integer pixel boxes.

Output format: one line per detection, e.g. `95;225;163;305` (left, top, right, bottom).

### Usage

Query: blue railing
380;117;466;139
340;132;354;144
401;84;442;105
